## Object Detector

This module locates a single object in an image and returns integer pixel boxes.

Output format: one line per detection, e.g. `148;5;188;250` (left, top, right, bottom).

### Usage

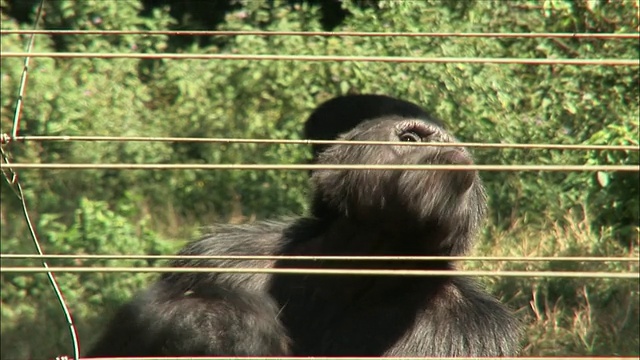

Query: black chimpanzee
87;95;521;358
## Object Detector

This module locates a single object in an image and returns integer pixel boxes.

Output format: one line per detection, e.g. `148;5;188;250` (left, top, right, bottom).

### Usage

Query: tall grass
468;206;639;355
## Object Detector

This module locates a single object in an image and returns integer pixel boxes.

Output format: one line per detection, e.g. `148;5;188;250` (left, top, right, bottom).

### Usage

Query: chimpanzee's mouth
439;148;473;165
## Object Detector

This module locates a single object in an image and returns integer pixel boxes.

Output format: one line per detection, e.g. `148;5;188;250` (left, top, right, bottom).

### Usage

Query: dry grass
468;206;639;355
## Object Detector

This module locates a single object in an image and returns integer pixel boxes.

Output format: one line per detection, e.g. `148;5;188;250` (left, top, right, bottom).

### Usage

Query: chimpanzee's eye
399;132;422;142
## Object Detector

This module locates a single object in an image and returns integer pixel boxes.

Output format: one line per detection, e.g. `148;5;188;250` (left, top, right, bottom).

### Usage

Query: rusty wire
68;357;640;360
1;29;639;39
1;52;638;66
2;254;637;262
2;266;638;279
2;135;638;151
2;11;639;360
1;163;637;172
67;357;640;360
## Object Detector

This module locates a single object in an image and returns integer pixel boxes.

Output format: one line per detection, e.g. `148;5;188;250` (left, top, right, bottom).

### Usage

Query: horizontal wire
5;24;636;360
3;254;638;263
73;357;640;360
4;135;639;152
1;163;637;172
2;267;637;279
2;30;639;39
1;52;637;66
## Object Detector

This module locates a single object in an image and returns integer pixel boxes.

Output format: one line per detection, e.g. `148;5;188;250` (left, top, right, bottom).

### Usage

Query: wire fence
3;51;639;65
64;357;640;360
2;135;638;151
2;29;639;38
3;267;638;279
1;2;639;360
2;163;638;171
3;254;638;262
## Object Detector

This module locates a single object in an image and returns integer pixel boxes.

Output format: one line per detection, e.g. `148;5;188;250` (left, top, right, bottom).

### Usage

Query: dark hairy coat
88;108;521;357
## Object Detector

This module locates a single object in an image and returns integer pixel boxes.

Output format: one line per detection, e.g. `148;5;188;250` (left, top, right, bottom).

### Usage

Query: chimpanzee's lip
441;148;473;165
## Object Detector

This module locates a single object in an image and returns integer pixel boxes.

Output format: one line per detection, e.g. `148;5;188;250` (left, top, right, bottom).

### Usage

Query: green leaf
596;171;610;187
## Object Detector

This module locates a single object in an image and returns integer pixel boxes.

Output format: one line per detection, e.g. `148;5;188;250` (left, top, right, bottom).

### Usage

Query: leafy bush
0;198;174;359
1;0;637;357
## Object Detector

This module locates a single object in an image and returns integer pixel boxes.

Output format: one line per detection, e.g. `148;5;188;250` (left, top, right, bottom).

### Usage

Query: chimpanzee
87;97;521;357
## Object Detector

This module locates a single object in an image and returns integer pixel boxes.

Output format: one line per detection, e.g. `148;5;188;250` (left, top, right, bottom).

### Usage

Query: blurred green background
1;0;638;358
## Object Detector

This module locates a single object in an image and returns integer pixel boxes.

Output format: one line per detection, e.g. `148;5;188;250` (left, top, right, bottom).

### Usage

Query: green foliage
1;0;638;358
1;198;174;359
585;121;640;241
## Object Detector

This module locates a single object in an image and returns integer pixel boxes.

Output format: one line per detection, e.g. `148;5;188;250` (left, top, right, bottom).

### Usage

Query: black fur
304;94;444;159
88;109;521;357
